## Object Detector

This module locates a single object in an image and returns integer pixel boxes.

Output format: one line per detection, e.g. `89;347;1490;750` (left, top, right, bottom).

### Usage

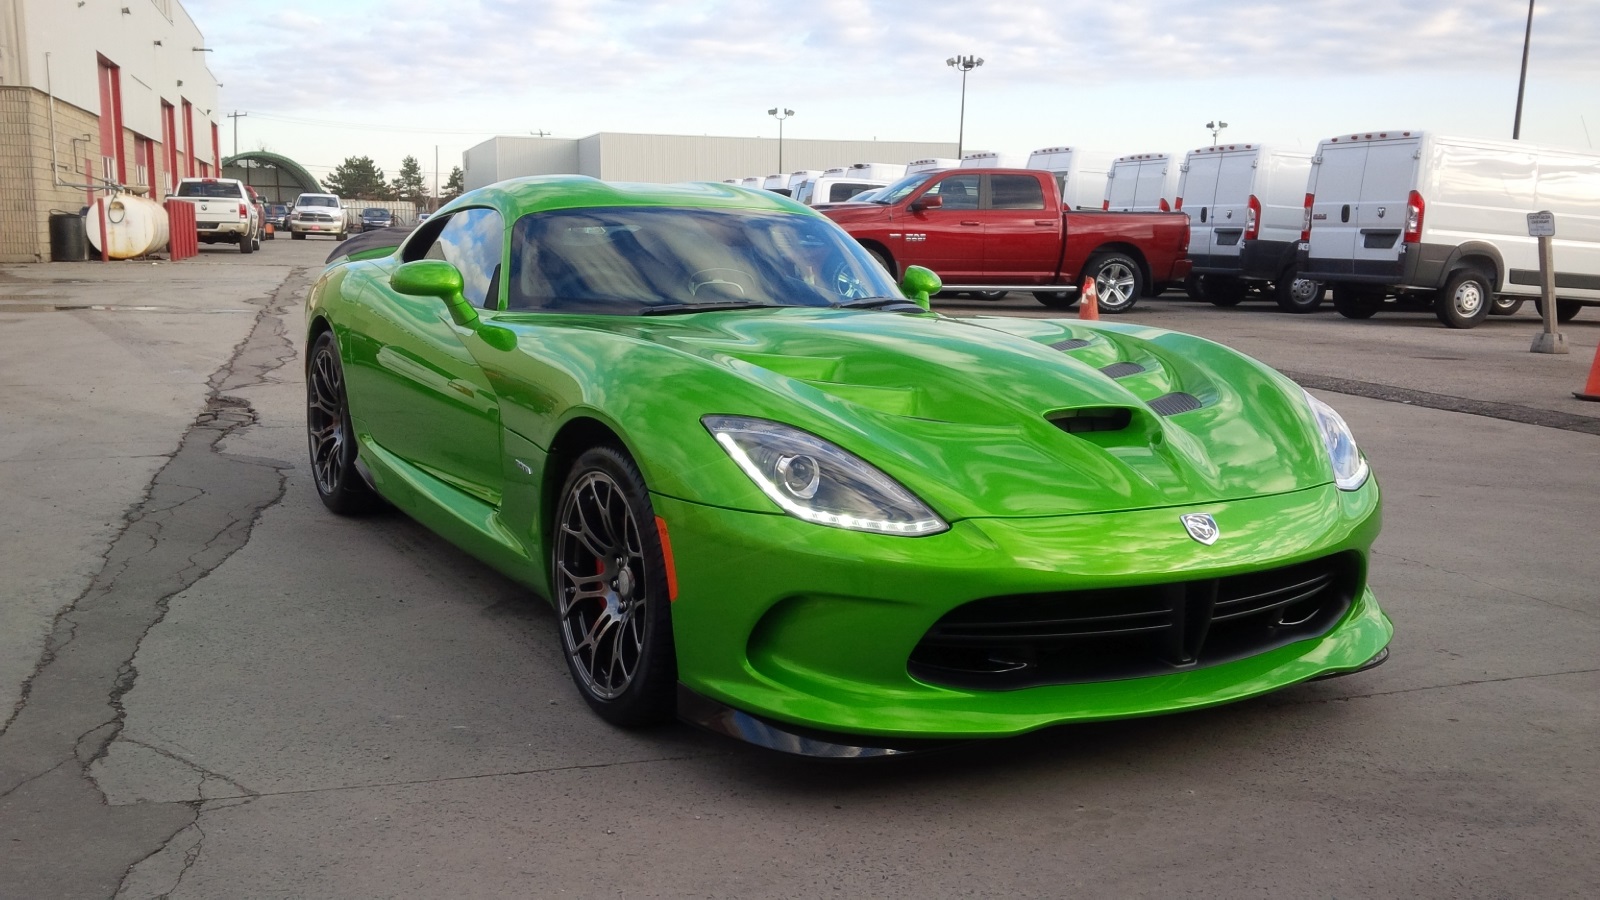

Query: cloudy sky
186;0;1597;190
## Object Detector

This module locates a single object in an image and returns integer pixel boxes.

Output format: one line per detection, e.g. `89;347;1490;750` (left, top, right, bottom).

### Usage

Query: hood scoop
1048;407;1135;434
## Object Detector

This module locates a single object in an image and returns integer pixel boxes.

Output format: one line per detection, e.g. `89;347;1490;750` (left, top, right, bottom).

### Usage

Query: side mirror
899;265;941;310
392;259;478;327
911;194;943;213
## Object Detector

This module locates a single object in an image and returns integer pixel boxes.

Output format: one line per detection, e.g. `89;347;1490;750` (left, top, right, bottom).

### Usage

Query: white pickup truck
170;177;262;254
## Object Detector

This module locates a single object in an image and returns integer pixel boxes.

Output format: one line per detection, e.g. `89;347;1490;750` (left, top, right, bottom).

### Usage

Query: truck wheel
1489;295;1523;316
1087;254;1142;314
1201;275;1248;307
292;232;306;241
1435;269;1491;329
240;234;253;254
1032;291;1075;309
970;291;1007;301
868;247;896;279
1332;284;1380;319
1534;298;1584;323
1274;274;1324;313
1183;274;1204;301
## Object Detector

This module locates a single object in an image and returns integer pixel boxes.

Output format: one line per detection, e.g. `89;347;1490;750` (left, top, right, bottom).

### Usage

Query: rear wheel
292;232;306;240
306;331;378;515
239;233;253;254
1274;273;1324;313
1534;297;1584;323
1183;274;1204;301
1435;269;1492;329
1332;284;1381;319
1201;275;1248;307
553;445;677;727
1489;295;1524;316
1032;290;1075;309
1087;253;1142;314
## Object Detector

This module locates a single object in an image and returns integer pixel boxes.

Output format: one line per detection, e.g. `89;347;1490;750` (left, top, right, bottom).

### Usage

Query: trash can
49;211;87;261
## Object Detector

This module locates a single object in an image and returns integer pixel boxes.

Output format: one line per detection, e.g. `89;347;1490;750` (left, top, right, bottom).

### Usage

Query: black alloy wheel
306;331;378;515
553;446;677;726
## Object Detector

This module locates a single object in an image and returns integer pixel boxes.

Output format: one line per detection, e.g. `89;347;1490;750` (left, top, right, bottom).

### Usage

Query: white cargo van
1026;146;1115;211
959;151;1028;169
1103;153;1181;212
907;158;960;175
796;163;905;205
1300;130;1600;328
761;174;794;195
738;177;765;190
1178;144;1320;311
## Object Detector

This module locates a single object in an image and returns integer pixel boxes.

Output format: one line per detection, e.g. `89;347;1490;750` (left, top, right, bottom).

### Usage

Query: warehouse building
0;0;221;263
464;133;960;191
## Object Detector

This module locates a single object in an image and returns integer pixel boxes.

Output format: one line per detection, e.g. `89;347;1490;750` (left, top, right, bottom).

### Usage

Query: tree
390;155;428;206
323;156;390;200
443;165;465;200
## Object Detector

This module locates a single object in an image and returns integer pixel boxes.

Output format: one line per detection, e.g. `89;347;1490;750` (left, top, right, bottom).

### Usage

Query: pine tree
323;156;391;200
390;155;428;206
443;166;465;200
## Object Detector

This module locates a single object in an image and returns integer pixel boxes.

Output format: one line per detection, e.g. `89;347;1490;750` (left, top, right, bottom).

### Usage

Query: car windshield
507;207;901;315
363;209;389;217
874;173;936;205
176;181;242;198
299;196;337;207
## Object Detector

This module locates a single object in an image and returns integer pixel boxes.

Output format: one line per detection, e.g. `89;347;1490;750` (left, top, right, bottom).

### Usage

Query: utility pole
227;110;248;157
1513;0;1535;139
434;145;439;210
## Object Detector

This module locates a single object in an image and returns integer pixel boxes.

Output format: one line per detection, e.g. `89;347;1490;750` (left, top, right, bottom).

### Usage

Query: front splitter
676;685;965;759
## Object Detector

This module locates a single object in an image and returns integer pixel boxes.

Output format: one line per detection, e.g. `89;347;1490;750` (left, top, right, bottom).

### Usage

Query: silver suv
289;193;347;240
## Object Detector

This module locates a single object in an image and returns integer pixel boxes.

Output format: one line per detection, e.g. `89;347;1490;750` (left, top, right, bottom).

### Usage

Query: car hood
490;308;1332;520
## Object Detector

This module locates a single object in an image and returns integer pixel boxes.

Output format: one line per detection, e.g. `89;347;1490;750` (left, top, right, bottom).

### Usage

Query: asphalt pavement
2;241;1596;898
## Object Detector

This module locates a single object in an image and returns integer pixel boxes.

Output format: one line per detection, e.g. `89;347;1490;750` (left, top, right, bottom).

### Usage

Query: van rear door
1306;142;1370;274
1350;138;1420;275
1209;152;1256;265
1180;152;1224;268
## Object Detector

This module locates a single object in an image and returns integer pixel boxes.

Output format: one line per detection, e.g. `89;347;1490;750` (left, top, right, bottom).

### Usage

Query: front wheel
1332;284;1381;319
1435;269;1492;329
553;446;677;727
1201;275;1247;307
1274;274;1324;313
867;247;896;279
1086;253;1143;314
1032;290;1075;309
970;291;1007;301
306;331;378;515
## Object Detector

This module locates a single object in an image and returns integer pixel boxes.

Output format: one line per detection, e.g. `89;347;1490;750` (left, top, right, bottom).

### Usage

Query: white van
761;173;794;195
959;151;1028;169
1300;130;1600;328
907;158;961;175
738;177;765;190
796;164;905;206
1103;153;1181;212
1178;144;1320;311
1026;146;1115;211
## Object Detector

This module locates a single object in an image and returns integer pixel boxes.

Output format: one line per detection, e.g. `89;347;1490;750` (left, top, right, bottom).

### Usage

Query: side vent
1149;392;1202;416
1049;407;1134;434
1099;362;1146;379
1050;338;1091;351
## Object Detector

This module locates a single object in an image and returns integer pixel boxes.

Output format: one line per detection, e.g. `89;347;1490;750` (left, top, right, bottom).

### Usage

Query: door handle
960;220;981;226
1033;220;1055;226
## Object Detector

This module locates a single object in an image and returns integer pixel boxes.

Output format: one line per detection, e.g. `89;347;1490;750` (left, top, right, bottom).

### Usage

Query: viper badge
1181;513;1220;545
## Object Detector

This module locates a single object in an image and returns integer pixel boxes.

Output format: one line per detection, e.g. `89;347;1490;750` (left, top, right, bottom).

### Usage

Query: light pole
1206;120;1228;145
946;55;983;159
768;108;793;172
1513;0;1534;139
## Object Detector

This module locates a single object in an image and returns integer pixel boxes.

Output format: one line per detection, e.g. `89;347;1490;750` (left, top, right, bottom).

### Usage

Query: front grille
908;553;1358;690
300;212;335;223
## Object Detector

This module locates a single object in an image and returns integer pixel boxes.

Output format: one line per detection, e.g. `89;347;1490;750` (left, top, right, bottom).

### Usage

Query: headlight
1304;390;1369;491
702;415;948;536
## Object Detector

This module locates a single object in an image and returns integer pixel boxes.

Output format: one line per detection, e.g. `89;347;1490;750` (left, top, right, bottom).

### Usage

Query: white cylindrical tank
85;194;170;259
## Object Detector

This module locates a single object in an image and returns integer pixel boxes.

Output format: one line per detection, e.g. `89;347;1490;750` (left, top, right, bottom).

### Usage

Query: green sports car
304;175;1391;757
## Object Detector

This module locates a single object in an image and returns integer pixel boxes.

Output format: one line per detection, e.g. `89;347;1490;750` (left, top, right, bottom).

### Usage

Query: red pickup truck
822;168;1191;313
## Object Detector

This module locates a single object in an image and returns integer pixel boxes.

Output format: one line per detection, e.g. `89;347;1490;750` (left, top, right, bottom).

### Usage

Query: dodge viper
304;175;1392;757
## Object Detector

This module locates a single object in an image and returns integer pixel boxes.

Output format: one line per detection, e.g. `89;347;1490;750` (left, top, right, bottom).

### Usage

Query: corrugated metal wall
464;133;959;189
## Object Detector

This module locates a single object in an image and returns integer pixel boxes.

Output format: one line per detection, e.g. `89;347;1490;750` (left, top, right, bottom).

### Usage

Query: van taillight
1300;193;1314;242
1404;191;1425;243
1102;200;1110;210
1175;196;1183;210
1159;198;1170;212
1245;195;1261;241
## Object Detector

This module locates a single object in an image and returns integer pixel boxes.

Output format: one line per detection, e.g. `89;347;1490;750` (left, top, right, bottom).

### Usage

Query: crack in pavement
0;267;310;900
1302;667;1600;704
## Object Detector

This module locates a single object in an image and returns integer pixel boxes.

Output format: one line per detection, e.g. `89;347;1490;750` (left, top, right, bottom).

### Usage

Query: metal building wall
463;137;582;190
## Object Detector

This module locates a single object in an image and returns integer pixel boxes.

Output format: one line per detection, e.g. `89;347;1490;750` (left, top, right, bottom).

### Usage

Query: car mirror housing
911;194;943;212
899;265;941;310
391;259;478;327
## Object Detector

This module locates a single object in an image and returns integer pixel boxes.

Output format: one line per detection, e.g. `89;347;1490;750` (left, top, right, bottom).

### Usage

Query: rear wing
324;226;413;265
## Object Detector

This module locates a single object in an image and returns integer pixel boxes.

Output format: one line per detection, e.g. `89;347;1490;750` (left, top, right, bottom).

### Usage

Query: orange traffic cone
1575;342;1600;402
1078;274;1100;320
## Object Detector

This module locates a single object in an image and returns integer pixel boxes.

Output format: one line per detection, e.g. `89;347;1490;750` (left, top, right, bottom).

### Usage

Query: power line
245;110;521;137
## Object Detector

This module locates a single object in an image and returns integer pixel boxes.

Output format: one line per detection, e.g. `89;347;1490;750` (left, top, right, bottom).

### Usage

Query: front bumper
291;219;343;234
657;480;1389;741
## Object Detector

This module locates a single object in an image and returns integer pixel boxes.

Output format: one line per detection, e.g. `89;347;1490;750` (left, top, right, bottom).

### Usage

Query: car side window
418;207;506;310
989;174;1045;210
925;174;980;210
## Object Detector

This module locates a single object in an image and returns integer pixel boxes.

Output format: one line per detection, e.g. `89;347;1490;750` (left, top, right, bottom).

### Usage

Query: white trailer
1299;129;1600;328
1178;144;1320;311
1026;146;1114;211
1103;153;1181;212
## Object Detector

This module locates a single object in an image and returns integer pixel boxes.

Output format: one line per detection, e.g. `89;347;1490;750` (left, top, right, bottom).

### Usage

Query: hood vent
1100;361;1146;379
1049;407;1133;434
1149;392;1202;416
1050;338;1091;351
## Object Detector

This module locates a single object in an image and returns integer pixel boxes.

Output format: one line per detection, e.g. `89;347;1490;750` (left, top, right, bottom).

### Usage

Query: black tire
1332;284;1381;319
970;291;1007;301
292;232;306;240
553;445;677;727
1086;253;1143;314
867;247;896;279
1435;269;1492;329
1183;274;1204;301
1201;275;1248;307
239;233;253;254
1274;273;1324;313
306;331;379;515
1489;295;1524;316
1033;290;1075;309
1534;297;1584;323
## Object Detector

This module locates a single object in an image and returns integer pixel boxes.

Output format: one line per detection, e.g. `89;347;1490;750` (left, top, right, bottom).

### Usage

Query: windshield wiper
834;296;925;311
641;300;777;316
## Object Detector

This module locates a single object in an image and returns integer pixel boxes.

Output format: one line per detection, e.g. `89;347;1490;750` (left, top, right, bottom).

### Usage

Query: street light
946;55;984;159
768;107;794;172
1513;0;1534;139
1206;120;1229;145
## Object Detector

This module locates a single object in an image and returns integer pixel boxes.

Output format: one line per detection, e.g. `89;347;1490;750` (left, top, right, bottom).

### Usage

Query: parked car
302;175;1391;756
169;177;260;254
360;207;396;232
1300;130;1600;327
289;192;347;240
824;167;1192;312
267;204;291;231
1104;152;1182;212
1179;144;1322;312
